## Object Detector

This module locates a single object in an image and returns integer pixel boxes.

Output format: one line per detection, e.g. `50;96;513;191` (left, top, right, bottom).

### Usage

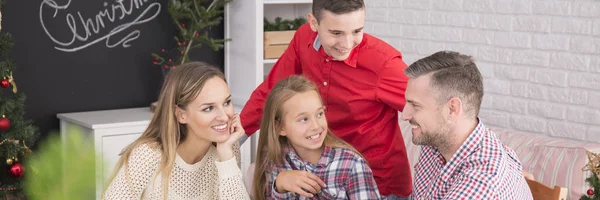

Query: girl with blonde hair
103;62;249;199
252;75;382;200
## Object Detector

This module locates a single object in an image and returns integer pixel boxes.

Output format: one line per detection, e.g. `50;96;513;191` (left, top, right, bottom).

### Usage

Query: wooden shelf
264;59;278;64
264;0;312;4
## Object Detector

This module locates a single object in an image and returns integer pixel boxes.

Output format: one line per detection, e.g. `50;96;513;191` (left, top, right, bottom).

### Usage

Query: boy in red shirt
240;0;412;199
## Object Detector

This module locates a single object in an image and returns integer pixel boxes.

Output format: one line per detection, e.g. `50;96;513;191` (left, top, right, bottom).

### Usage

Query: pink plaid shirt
413;121;533;199
267;145;383;199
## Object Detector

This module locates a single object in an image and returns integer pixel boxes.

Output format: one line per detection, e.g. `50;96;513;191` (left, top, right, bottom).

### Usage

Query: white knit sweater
103;143;250;200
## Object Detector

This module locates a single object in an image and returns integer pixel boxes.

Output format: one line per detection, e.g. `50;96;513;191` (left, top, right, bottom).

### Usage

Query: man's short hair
312;0;364;22
405;51;484;117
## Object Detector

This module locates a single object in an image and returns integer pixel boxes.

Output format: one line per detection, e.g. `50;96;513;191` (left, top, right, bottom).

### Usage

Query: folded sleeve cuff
215;157;241;179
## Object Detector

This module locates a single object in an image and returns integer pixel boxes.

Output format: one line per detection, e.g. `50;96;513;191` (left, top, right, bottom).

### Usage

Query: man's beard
412;115;452;150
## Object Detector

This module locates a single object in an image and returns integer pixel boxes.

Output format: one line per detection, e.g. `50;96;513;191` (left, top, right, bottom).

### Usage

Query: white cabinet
224;0;312;167
57;107;153;200
57;105;246;200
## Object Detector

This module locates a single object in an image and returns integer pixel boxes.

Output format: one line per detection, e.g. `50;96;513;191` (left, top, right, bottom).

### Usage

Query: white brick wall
366;0;600;142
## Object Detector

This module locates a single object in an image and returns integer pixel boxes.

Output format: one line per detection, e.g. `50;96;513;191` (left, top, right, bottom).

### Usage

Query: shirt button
325;59;329;62
324;82;328;86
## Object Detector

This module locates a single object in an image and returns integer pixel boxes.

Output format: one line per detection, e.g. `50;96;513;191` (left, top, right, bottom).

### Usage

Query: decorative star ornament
8;72;16;93
582;151;600;178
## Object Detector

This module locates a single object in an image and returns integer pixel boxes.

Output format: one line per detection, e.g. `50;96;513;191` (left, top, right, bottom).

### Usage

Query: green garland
264;17;307;32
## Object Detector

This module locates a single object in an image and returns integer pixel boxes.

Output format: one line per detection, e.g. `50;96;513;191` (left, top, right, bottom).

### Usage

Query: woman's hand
216;113;244;161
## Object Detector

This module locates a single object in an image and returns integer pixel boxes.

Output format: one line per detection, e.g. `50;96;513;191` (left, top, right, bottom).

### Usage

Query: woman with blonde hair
252;75;382;200
103;62;250;199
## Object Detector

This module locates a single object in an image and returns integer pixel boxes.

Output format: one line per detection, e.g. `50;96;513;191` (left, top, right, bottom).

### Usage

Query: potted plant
151;0;231;111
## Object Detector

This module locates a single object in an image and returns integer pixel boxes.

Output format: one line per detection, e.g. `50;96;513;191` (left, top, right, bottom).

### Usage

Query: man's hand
274;170;327;198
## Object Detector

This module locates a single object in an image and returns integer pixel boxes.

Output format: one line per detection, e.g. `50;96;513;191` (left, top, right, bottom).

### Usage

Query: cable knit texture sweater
103;142;250;200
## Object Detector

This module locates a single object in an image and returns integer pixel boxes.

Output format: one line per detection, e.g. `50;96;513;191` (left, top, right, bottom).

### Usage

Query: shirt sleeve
444;170;497;199
347;156;384;200
215;143;251;200
239;30;302;136
103;143;162;199
375;56;409;112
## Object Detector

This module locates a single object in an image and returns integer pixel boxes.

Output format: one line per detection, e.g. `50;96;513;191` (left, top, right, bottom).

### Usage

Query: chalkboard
2;0;225;141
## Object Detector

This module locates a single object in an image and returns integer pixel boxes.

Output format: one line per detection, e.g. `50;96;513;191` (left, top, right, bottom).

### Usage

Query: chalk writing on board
39;0;161;52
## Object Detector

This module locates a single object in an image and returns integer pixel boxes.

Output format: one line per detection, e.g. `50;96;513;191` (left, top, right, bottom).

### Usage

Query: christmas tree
0;1;40;198
151;0;230;78
582;151;600;200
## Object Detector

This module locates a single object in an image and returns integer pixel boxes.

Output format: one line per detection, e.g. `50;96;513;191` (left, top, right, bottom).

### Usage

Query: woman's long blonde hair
102;62;226;199
252;75;362;200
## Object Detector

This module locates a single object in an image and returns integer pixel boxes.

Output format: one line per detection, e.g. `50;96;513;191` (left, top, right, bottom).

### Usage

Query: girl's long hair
102;62;226;199
251;75;362;200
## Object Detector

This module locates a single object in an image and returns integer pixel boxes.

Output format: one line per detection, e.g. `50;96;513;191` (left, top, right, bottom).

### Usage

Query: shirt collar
439;119;487;182
310;34;359;68
284;144;334;169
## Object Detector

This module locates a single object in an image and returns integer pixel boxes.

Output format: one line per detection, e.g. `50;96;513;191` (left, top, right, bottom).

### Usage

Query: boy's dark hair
312;0;365;22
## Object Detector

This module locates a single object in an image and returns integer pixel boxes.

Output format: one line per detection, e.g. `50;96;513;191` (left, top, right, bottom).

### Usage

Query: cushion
495;129;600;200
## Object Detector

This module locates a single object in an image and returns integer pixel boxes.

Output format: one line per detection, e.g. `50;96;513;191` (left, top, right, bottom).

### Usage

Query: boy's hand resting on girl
275;170;327;198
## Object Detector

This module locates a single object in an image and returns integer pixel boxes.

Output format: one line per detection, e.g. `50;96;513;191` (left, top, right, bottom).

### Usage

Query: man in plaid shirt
268;145;383;199
401;51;533;199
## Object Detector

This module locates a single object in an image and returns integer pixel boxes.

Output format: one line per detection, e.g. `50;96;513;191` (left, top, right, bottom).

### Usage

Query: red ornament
153;62;157;65
163;65;168;69
180;51;184;55
182;23;185;27
0;117;10;131
0;79;8;88
8;163;23;178
195;33;199;37
588;189;595;196
168;59;172;62
161;49;165;52
155;57;158;61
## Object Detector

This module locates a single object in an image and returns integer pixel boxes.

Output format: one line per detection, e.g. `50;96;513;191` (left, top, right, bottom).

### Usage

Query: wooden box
264;30;296;59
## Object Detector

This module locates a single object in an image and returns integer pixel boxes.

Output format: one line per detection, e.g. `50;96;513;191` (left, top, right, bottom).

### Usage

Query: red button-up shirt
240;23;412;197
